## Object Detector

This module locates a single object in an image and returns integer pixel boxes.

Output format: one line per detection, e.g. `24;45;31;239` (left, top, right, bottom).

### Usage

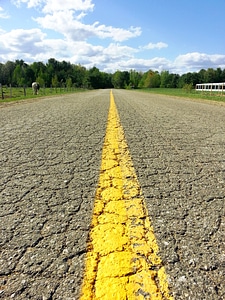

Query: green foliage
160;70;170;88
1;58;225;92
0;86;85;102
112;71;129;88
129;69;141;88
52;74;58;88
183;83;194;93
36;75;45;87
112;71;121;88
88;66;102;89
139;88;225;103
13;65;25;86
145;71;160;88
2;61;16;85
66;77;72;88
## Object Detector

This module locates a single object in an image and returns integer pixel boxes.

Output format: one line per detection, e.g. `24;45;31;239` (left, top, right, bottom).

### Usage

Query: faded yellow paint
80;91;173;300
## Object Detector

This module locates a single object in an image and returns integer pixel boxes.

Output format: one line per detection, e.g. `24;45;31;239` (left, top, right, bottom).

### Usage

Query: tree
178;72;199;88
198;69;207;83
13;65;25;86
46;58;59;86
72;64;88;87
66;77;72;89
101;72;113;88
52;74;58;89
12;61;34;86
129;69;141;88
221;69;225;82
0;63;4;84
168;73;180;88
88;66;102;89
112;71;129;89
205;68;216;83
112;71;122;88
0;58;225;90
144;70;160;88
36;75;45;87
2;61;15;85
29;61;47;87
160;70;171;88
25;66;35;86
214;68;223;82
122;71;130;88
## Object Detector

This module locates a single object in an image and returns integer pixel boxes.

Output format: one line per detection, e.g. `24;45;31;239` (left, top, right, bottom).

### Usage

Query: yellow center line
80;91;173;300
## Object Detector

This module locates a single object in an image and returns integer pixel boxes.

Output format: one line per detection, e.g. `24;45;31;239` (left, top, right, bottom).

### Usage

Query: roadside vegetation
0;58;225;102
0;85;87;103
139;86;225;103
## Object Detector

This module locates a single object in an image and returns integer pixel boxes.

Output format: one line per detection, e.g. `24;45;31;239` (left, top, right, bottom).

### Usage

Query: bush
183;83;193;93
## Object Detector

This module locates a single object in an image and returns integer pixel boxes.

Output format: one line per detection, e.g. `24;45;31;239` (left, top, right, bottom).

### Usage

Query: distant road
0;89;224;299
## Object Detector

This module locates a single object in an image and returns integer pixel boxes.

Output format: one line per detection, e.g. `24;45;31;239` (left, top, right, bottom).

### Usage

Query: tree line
1;58;225;89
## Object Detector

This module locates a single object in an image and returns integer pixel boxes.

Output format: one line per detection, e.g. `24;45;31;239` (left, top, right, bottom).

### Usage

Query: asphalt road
0;89;225;299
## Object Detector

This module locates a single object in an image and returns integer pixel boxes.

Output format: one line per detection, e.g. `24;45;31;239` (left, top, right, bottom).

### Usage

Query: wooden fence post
10;84;12;98
0;84;4;100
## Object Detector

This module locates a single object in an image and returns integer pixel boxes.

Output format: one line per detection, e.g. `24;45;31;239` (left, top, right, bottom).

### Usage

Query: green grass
138;88;225;103
0;86;87;103
1;87;225;104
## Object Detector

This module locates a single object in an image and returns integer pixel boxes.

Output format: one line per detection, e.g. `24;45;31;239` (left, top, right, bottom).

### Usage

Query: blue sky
0;0;225;74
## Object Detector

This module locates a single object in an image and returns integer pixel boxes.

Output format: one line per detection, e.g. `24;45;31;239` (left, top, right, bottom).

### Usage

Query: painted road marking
80;91;173;299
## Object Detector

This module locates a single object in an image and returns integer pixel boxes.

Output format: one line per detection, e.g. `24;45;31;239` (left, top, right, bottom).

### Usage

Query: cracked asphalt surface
0;89;225;299
0;91;109;299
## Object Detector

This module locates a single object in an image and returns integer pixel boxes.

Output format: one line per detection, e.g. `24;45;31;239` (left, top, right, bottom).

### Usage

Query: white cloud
1;28;46;53
79;43;137;70
1;27;225;74
0;25;136;68
0;6;10;19
2;2;225;74
32;38;71;61
12;0;94;11
42;0;94;13
94;24;141;42
116;57;171;72
103;43;137;58
11;0;44;8
35;11;96;40
62;42;137;71
174;52;225;72
97;52;225;73
0;25;224;73
34;11;141;42
143;42;168;50
13;0;141;43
